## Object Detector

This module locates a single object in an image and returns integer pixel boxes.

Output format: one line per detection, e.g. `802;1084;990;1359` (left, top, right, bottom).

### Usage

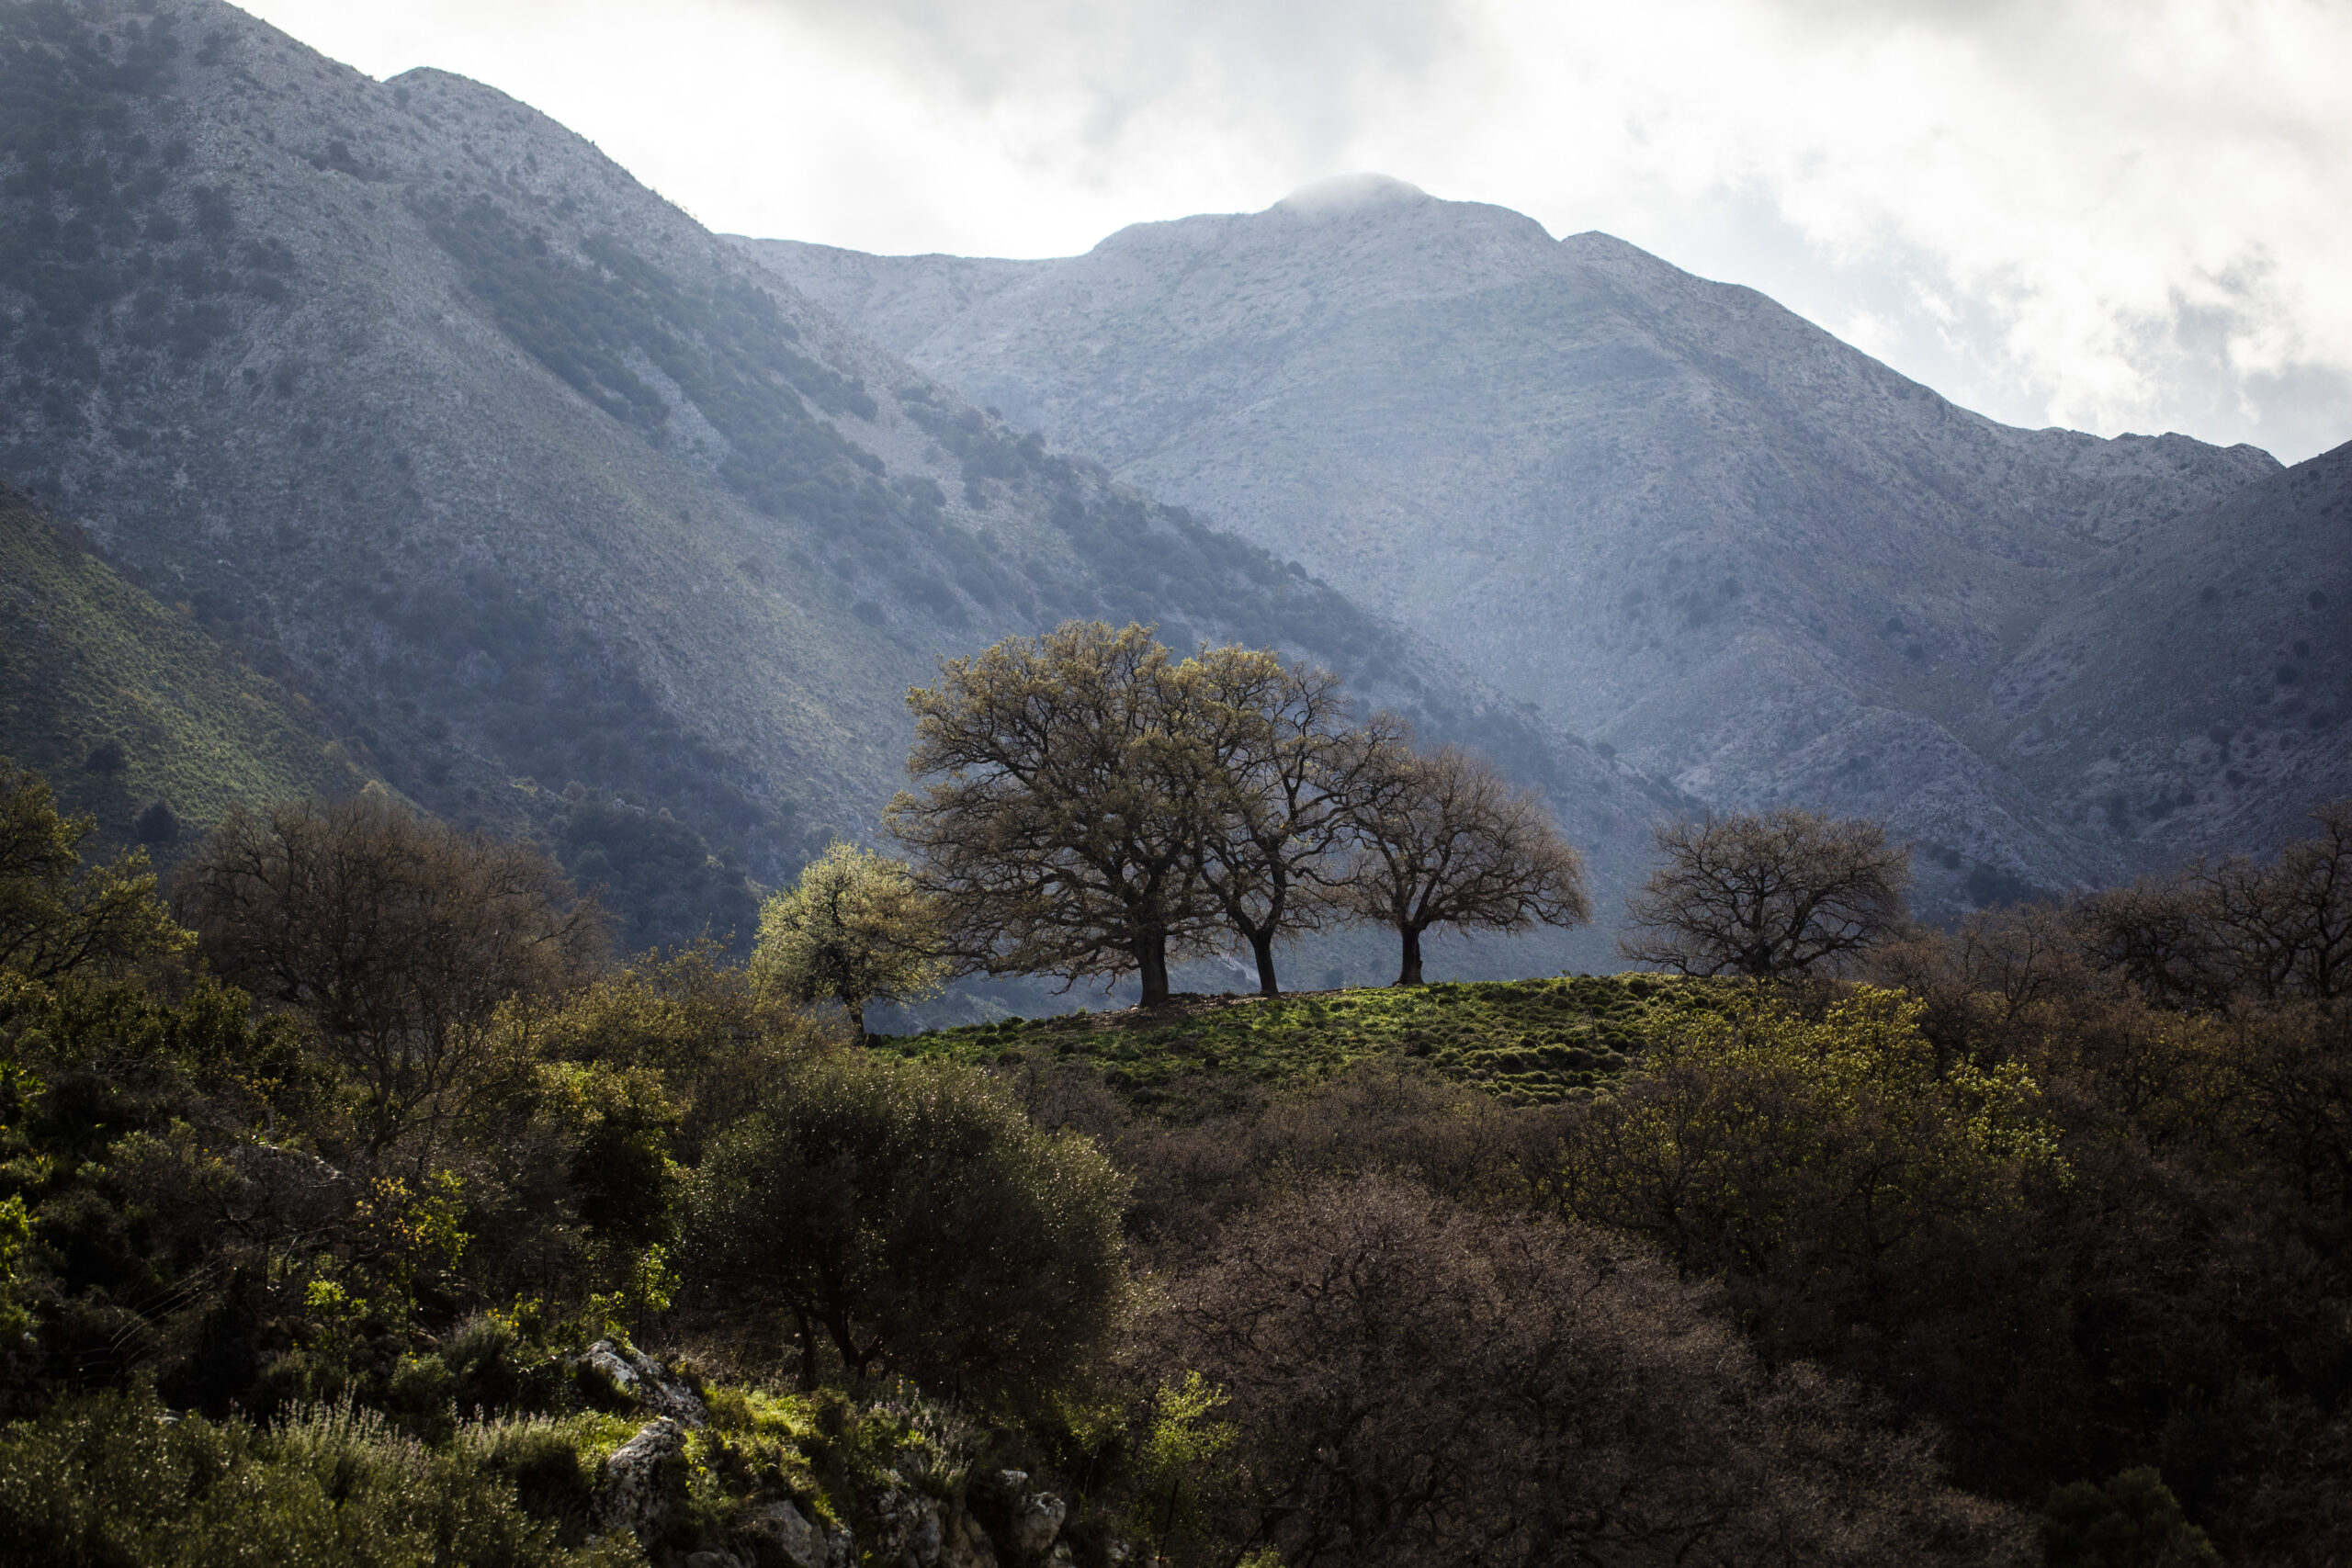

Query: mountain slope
0;482;381;852
741;175;2336;907
1993;440;2351;859
0;4;1658;971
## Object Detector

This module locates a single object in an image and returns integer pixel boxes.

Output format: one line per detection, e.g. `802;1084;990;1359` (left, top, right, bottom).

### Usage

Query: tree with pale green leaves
752;841;948;1036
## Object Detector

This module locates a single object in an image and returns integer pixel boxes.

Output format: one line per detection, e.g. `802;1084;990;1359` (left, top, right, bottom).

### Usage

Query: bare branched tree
1619;808;1911;977
1189;648;1391;996
1341;736;1590;986
181;794;605;1158
2075;798;2350;1005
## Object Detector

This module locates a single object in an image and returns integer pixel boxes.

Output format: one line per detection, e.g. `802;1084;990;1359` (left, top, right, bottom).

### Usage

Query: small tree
2079;798;2351;1006
680;1052;1128;1407
1340;737;1590;986
181;795;605;1157
751;840;947;1035
0;758;189;979
1619;807;1911;978
888;621;1228;1007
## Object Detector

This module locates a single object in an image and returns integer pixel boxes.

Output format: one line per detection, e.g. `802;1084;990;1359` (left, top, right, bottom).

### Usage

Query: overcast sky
241;0;2352;464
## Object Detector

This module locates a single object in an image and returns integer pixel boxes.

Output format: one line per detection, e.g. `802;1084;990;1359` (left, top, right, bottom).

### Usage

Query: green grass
877;974;1737;1111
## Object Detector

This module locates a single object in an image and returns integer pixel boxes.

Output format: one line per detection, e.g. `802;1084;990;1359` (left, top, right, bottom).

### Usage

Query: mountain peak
1273;174;1429;218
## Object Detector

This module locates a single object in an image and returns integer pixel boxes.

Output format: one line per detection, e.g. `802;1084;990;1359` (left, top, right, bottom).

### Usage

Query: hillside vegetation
0;486;379;851
5;760;2351;1564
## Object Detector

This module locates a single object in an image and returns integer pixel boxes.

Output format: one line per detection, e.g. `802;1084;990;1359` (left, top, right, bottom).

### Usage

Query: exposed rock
594;1417;685;1540
579;1338;708;1427
225;1142;352;1233
875;1488;945;1568
739;1498;854;1568
943;1506;1000;1568
1012;1488;1069;1560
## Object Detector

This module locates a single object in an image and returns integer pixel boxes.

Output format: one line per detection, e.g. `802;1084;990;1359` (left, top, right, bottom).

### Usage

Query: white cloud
237;0;2352;460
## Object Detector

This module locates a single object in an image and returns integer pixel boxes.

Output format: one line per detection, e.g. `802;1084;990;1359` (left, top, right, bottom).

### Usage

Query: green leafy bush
0;1387;645;1567
681;1052;1127;1407
2041;1467;2220;1568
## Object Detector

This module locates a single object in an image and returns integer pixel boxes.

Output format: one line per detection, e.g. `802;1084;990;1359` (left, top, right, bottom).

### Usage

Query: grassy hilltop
881;973;1734;1111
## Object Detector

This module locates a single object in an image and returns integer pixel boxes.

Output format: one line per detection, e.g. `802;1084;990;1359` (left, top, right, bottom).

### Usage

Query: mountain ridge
0;0;1659;975
738;186;2344;910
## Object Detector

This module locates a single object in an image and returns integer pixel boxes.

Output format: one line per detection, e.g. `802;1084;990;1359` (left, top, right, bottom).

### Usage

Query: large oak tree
888;621;1230;1007
1188;648;1389;996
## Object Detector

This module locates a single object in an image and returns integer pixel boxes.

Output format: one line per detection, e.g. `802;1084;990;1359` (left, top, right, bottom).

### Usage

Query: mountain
0;3;1661;975
741;175;2347;908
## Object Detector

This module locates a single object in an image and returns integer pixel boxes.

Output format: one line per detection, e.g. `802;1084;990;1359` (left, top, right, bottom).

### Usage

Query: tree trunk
1396;925;1425;987
848;999;866;1039
793;1305;820;1392
1136;933;1172;1007
1250;931;1281;996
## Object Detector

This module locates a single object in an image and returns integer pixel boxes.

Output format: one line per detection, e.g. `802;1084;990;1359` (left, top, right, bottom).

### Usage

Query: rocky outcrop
594;1417;686;1540
738;1498;855;1568
942;1506;1000;1568
578;1338;709;1427
973;1470;1069;1566
874;1489;945;1568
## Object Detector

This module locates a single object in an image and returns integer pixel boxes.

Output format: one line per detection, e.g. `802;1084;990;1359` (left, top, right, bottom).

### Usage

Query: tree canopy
888;622;1234;1006
1341;738;1589;986
680;1050;1128;1406
0;759;188;981
179;794;605;1157
751;840;947;1034
892;622;1589;1000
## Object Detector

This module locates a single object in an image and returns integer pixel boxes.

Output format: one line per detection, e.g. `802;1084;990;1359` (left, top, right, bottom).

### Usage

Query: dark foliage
679;1050;1127;1408
553;787;757;957
1139;1175;2028;1567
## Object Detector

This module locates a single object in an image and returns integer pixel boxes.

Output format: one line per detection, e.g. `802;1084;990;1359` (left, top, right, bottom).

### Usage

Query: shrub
1138;1175;2030;1568
2041;1467;2219;1568
680;1052;1127;1408
0;1387;644;1567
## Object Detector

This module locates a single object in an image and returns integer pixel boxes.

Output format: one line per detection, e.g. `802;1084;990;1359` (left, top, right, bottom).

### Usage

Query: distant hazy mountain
740;175;2348;907
0;6;1662;973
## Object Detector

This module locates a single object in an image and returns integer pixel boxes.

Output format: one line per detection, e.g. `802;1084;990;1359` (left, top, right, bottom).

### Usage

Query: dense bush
681;1051;1128;1409
1138;1174;2030;1568
5;751;2348;1562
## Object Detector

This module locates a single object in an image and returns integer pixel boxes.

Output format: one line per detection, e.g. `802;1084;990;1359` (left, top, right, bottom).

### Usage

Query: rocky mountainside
0;5;1670;970
742;175;2348;908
